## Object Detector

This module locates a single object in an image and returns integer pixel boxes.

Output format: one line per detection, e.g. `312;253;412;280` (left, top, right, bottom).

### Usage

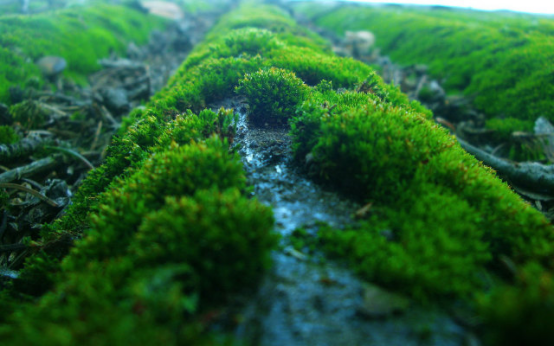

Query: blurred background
2;0;554;15
0;0;221;15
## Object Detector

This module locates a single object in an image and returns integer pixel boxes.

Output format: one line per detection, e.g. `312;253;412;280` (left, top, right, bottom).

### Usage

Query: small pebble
36;56;67;77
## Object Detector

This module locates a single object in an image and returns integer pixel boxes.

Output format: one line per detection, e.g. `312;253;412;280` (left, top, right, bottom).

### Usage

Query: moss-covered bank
0;1;553;344
293;3;554;126
0;3;167;104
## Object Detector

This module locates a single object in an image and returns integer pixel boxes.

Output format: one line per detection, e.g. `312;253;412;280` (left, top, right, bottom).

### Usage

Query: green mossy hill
2;1;552;343
0;3;167;104
294;3;554;123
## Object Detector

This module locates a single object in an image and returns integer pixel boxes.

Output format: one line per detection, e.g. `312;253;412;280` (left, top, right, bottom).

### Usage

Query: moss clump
236;67;309;125
66;136;249;268
291;87;553;300
0;125;19;144
0;189;8;209
130;188;277;300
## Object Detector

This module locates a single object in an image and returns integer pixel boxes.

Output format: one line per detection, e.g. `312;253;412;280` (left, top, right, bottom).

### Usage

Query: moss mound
236;67;309;125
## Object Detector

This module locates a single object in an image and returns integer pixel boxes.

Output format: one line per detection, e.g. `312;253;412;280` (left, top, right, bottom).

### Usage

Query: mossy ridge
294;3;554;123
290;85;554;340
0;3;167;104
0;122;277;344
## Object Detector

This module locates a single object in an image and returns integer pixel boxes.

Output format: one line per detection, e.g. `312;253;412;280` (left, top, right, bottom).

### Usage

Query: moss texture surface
0;1;553;344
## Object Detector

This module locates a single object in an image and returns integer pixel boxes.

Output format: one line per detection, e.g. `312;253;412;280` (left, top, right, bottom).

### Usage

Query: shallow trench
210;99;469;346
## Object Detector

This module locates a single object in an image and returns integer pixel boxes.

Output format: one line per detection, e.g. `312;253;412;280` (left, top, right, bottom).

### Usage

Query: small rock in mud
36;56;67;77
43;179;71;206
332;45;351;57
101;87;130;115
379;229;396;241
149;29;170;52
16;179;70;230
357;283;410;318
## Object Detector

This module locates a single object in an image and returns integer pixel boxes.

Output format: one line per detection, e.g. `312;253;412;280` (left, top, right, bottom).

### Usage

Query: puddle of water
210;99;468;346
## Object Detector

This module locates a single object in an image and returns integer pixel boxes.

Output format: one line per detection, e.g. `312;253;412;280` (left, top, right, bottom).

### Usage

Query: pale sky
347;0;554;14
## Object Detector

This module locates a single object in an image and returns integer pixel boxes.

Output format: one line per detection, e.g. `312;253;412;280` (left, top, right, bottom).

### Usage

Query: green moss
291;87;553;300
477;262;554;346
0;137;276;344
2;2;553;344
0;125;19;144
64;136;248;269
0;4;167;104
130;188;277;300
236;67;309;125
297;3;554;123
0;189;8;209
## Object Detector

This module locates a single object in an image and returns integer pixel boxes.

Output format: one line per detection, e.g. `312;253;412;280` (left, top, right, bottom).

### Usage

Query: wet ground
210;98;470;346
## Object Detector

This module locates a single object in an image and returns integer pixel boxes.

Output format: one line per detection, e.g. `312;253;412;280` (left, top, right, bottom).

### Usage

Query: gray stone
36;56;67;77
102;88;130;115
